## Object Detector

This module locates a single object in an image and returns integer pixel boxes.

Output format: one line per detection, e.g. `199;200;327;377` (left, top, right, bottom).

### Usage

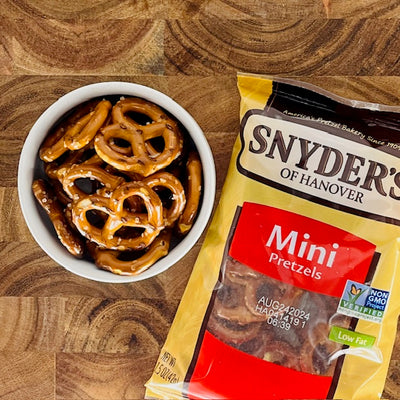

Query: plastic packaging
145;74;400;399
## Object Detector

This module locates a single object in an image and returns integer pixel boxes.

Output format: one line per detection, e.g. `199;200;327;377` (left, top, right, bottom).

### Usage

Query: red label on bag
229;202;376;297
188;331;333;400
186;203;378;400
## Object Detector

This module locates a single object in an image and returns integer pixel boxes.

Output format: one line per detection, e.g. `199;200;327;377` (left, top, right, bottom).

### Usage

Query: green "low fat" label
329;326;376;348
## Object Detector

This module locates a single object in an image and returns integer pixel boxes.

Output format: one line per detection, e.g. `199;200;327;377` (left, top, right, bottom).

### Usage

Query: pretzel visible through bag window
32;96;203;276
207;256;352;377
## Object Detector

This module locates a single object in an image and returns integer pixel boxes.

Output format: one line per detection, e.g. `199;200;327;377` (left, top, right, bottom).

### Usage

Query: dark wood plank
4;0;400;20
56;353;153;400
167;75;240;132
62;298;178;353
1;17;164;75
0;240;192;299
168;0;327;19
0;297;179;353
384;319;400;399
0;189;30;239
383;359;400;400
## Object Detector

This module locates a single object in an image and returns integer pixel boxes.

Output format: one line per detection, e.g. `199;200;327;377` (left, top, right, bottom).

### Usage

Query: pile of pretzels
32;96;202;276
207;257;350;376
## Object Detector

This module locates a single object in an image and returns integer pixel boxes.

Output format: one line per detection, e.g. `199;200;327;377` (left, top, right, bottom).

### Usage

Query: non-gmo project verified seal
338;280;390;323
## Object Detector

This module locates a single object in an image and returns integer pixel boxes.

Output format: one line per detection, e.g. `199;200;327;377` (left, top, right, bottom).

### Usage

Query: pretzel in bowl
61;158;125;200
39;99;111;162
34;95;204;276
94;98;183;176
88;229;172;276
64;100;112;151
177;151;202;235
143;171;186;228
72;181;164;251
32;179;85;257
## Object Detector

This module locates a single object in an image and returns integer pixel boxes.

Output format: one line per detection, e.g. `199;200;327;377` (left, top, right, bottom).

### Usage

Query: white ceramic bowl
18;82;216;283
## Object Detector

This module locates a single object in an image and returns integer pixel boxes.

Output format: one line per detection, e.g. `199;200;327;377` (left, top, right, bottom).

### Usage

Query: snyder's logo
249;124;400;201
238;113;400;223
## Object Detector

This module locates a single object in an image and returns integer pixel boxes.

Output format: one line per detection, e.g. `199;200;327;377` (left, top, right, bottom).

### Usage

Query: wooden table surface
1;1;400;399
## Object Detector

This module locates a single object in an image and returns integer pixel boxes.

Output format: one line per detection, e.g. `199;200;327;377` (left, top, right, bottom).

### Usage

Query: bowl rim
17;81;216;283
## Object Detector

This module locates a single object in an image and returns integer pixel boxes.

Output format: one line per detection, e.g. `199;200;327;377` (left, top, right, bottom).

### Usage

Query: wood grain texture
0;240;198;299
56;353;154;400
2;0;168;20
0;352;55;399
165;18;400;75
2;17;164;75
168;0;400;19
3;0;400;19
62;298;177;353
0;0;400;399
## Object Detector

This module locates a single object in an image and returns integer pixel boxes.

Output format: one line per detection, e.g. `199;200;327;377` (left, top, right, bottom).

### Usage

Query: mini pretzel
39;122;70;163
88;229;172;276
44;146;122;202
94;98;183;176
299;321;341;376
263;341;301;370
207;313;263;346
64;99;112;151
62;162;125;201
32;179;84;257
236;335;270;359
72;181;164;251
213;279;264;325
143;171;186;227
112;97;167;125
177;151;202;235
44;144;98;183
50;178;71;206
224;257;259;283
39;100;104;162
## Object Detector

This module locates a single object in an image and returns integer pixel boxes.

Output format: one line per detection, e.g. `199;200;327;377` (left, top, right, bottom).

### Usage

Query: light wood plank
168;0;400;19
0;297;65;351
0;352;55;400
165;19;400;76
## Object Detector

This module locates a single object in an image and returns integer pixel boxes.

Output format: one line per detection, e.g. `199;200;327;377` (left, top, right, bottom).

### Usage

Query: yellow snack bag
145;74;400;399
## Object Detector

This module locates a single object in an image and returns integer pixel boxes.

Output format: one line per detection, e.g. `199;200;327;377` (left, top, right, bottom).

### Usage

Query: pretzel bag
145;74;400;399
